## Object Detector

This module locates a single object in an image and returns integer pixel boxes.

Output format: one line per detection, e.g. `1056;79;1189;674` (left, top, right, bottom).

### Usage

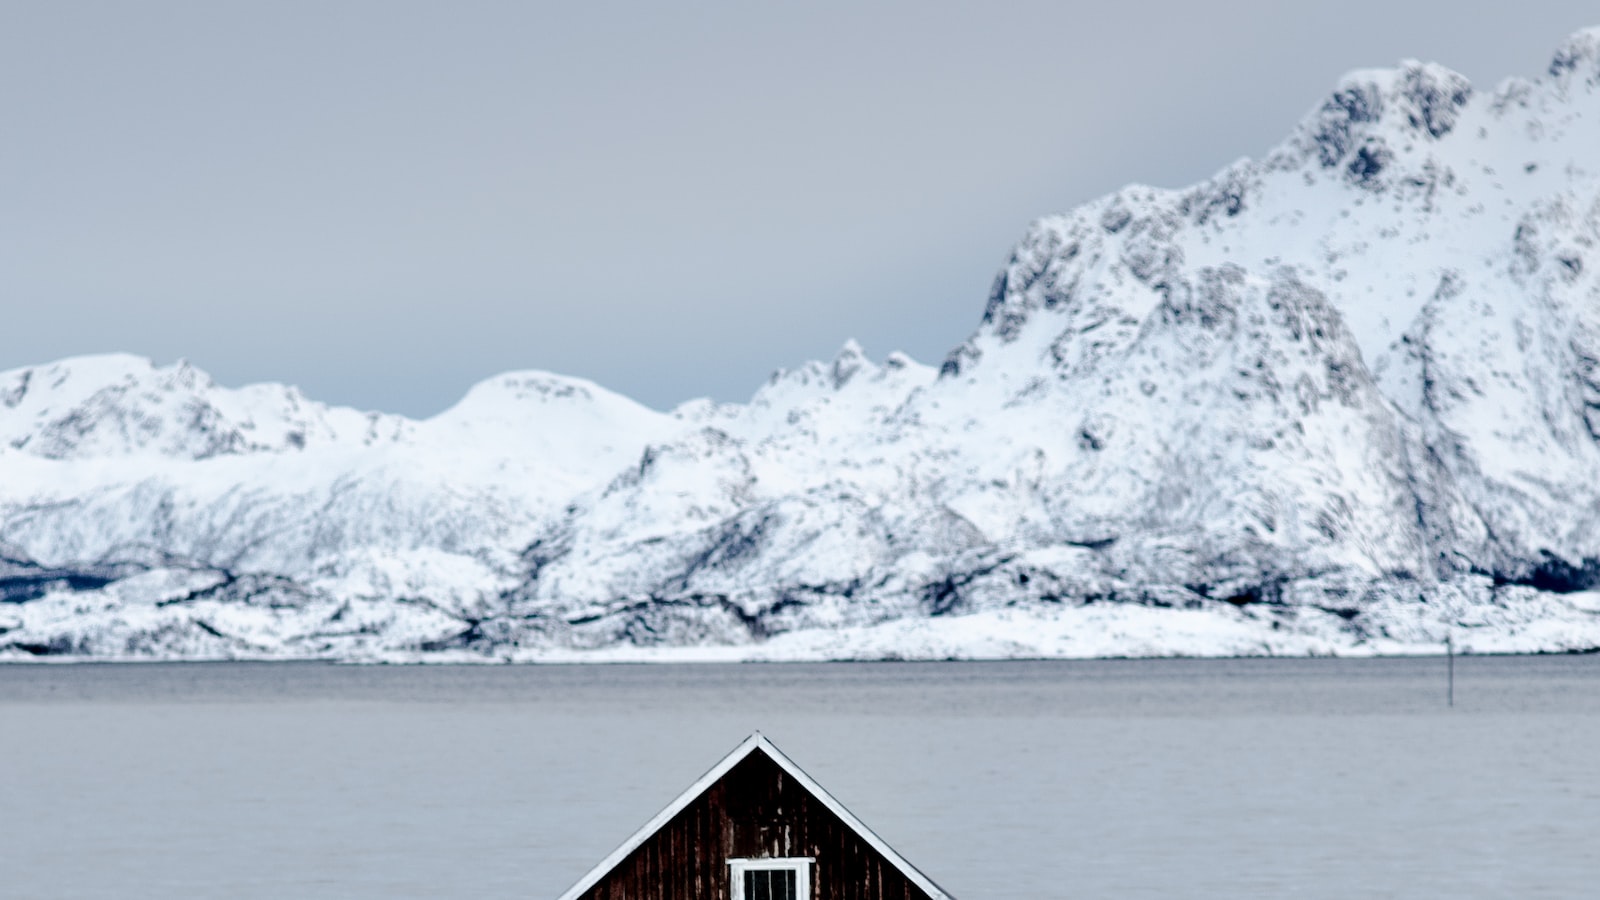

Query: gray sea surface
1;656;1596;899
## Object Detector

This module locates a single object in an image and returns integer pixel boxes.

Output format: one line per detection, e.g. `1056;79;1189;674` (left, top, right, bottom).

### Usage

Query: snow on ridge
0;353;411;461
1548;25;1600;83
5;27;1600;661
421;368;682;484
1022;30;1595;575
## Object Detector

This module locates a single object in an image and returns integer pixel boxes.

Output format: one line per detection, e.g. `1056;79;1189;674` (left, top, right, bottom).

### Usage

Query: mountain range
5;27;1600;660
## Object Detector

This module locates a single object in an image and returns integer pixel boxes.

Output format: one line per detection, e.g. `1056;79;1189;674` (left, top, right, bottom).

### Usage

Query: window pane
744;869;796;900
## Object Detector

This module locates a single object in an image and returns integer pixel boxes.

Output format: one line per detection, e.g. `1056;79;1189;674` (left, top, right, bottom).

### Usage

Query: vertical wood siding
577;753;934;900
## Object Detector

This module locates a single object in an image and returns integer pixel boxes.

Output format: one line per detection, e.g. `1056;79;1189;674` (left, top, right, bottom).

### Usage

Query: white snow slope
6;29;1600;661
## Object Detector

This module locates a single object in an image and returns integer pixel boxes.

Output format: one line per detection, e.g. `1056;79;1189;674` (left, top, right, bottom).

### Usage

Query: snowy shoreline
5;586;1597;663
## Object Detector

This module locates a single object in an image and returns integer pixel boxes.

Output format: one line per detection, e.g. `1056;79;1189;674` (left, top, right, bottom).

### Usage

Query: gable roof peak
556;732;954;900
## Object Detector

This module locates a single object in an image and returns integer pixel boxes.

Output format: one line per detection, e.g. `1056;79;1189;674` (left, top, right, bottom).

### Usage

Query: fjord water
2;658;1595;899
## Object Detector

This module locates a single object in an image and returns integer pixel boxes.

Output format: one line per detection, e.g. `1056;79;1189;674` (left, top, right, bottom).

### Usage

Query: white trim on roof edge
554;732;954;900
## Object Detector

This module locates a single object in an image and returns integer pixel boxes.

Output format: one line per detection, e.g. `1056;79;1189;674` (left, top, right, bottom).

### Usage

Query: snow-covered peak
1548;25;1600;83
431;369;666;426
718;342;935;443
1288;60;1473;174
957;27;1600;379
0;354;409;460
932;26;1600;589
421;370;681;480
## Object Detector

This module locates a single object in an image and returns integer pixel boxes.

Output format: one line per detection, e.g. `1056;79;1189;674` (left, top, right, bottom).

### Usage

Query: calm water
1;657;1596;899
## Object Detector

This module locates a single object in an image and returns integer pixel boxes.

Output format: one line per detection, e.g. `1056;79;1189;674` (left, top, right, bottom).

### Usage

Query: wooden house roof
556;732;954;899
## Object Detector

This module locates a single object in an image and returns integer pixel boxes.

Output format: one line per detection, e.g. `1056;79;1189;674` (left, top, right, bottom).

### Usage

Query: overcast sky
4;1;1595;416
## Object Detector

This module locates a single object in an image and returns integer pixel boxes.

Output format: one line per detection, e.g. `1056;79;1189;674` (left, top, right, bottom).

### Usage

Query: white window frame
728;857;814;900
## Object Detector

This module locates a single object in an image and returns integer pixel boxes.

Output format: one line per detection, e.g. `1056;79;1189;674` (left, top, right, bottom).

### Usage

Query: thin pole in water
1446;634;1454;708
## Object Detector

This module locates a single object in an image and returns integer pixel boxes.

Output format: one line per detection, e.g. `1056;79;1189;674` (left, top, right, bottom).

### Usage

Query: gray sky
4;1;1595;416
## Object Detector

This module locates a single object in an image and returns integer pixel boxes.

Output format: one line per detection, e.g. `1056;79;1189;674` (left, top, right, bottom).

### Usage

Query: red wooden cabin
557;732;955;900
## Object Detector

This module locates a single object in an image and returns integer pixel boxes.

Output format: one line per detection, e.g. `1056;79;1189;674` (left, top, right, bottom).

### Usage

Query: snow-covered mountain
6;28;1600;660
